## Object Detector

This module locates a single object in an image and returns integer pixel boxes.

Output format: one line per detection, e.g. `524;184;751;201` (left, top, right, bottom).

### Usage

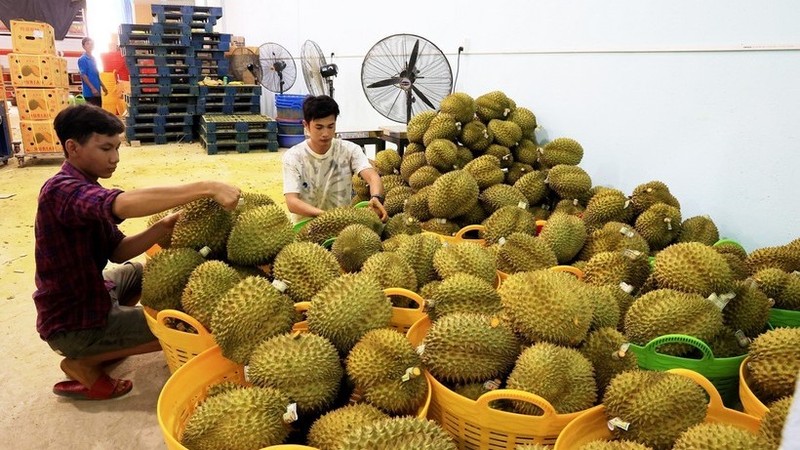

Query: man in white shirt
282;95;388;224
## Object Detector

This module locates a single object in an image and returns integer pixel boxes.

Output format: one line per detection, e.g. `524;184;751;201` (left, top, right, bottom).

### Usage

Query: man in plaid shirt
34;105;240;400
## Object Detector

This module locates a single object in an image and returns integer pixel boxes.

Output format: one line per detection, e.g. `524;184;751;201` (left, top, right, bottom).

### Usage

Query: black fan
301;39;338;97
362;34;453;123
227;47;261;83
257;42;296;94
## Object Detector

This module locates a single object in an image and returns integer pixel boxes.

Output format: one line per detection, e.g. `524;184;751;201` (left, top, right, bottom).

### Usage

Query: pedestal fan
301;39;338;98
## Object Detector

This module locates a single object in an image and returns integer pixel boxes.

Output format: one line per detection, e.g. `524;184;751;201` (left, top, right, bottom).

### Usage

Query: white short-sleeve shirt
282;138;372;223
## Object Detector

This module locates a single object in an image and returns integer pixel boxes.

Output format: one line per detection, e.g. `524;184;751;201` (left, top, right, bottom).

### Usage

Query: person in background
282;95;388;224
35;105;240;400
78;37;107;107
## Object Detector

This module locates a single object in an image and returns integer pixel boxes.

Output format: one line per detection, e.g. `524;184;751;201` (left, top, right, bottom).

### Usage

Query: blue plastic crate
121;44;195;58
125;55;196;68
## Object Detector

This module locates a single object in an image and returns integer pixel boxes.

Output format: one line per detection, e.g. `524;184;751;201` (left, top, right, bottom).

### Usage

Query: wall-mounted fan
301;39;338;98
361;34;453;123
257;42;296;94
228;47;261;84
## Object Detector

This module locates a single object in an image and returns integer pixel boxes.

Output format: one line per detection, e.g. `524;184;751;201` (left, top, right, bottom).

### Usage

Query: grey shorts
47;262;157;359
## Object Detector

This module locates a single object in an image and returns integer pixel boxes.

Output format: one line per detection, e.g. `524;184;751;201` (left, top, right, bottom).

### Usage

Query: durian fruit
714;241;748;260
331;224;383;273
383;213;422;238
234;192;275;217
506;342;597;414
539;137;584;167
587;284;622;330
146;210;172;249
580;328;638;398
425;138;459;171
346;329;427;414
407;166;441;190
583;189;634;231
439;92;476;124
404;185;433;221
719;252;750;281
407;110;437;143
170;198;232;256
479;184;529;214
383;185;414;216
624;289;724;356
211;276;294;364
463;154;505;189
583;250;651;291
476;91;513;122
272;241;340;303
419;280;442;299
546;164;592;200
459;120;493;152
706;326;749;358
400;151;428;182
352;173;370;198
453;145;475;170
723;280;771;337
427;170;480;219
538;212;587;263
508;107;537;137
423;113;461;147
421;313;519;384
634;203;682;251
577;441;653;450
298;207;384;245
404;141;425;155
553;198;585;216
308;404;390;450
747;327;800;402
747;244;800;274
140;248;206;311
505;162;535;185
374;149;402;175
484;143;513;168
629;180;681;216
181;261;241;331
395;233;442;287
382;234;413;252
677;215;719;246
427;273;502;320
760;396;792;449
306;274;392;353
513;138;539;165
227;204;295;265
494;232;558;273
433;241;497;283
653;242;735;297
453;382;494;401
205;381;244;398
578;222;651;262
753;268;800;310
498;270;594;346
248;332;343;414
421;218;461;236
337;417;456;450
514;170;549;206
672;423;768;450
481;205;538;245
381;173;406;193
454;201;489;228
602;371;707;450
488;119;523;147
180;386;290;450
360;252;418;292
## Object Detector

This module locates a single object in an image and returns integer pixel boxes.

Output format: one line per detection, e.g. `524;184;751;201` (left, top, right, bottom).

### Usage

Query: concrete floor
0;141;289;449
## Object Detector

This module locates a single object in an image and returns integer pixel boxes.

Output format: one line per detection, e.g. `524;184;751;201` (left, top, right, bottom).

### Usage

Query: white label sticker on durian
283;403;298;423
415;344;425;355
498;237;507;246
707;292;736;310
401;367;421;382
619;282;634;294
622;249;643;260
243;365;251;383
734;330;751;347
272;279;289;292
608;417;630;431
623;199;631;209
619;226;635;238
613;343;631;360
483;378;501;390
199;246;212;258
517;201;528;209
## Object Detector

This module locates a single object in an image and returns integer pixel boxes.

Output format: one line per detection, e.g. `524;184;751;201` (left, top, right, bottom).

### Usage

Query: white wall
220;0;800;250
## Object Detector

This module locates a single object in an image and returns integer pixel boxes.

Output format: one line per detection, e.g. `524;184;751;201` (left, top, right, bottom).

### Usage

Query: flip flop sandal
53;374;132;400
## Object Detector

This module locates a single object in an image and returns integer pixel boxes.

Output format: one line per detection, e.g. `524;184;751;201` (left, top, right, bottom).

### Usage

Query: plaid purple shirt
33;161;125;340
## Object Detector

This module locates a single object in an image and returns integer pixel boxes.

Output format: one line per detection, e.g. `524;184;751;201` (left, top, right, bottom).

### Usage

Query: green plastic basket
712;238;747;254
628;334;745;407
768;308;800;328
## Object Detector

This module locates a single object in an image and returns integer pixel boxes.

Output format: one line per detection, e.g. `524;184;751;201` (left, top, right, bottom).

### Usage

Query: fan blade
367;77;403;89
407;39;420;75
411;85;435;109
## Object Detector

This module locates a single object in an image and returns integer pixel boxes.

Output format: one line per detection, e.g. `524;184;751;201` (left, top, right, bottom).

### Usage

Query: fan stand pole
328;78;335;99
405;89;414;124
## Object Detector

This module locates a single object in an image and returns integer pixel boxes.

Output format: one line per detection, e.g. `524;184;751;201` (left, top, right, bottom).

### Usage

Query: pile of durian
137;90;800;449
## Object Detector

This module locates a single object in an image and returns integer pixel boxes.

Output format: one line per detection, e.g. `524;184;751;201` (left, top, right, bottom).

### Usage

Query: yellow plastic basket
553;368;762;449
144;307;216;374
424;224;487;246
407;316;587;448
739;356;769;419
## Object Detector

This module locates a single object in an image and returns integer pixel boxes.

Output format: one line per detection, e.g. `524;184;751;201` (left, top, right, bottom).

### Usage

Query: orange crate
9;54;69;88
15;88;69;120
10;20;56;55
19;119;63;154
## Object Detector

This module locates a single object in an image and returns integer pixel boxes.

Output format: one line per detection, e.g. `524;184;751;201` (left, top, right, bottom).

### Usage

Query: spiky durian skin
141;248;206;311
421;313;519;384
227;204;295;265
475;91;513;122
427;169;480;219
404;185;433;221
308;404;390;450
760;396;793;449
583;189;634;231
602;371;707;450
459;120;493;151
181;261;241;331
577;441;653;450
433;241;497;283
425;138;459;172
337;417;457;450
653;242;734;297
580;328;638;398
508;106;537;136
427;273;502;320
180;386;290;450
672;423;768;450
479;183;529;214
723;280;771;337
384;213;422;238
546;164;592;201
298;206;384;245
587;284;622;331
578;221;650;262
395;233;443;287
505;162;536;186
147;210;172;248
204;381;244;398
272;241;340;303
495;232;558;273
248;332;343;414
346;329;427;414
375;149;402;175
211;276;295;364
514;170;549;205
676;215;719;246
331;224;383;273
408;166;441;191
170;198;232;256
498;270;594;346
440;92;476;124
423;113;461;147
539;137;584;167
747;328;800;402
421;218;461;236
481;205;538;245
454;201;489;228
507;342;597;414
463;154;505;189
634;203;682;251
306;274;392;354
484;143;513;168
553;198;586;216
360;252;418;292
538;212;587;263
630;180;680;216
406;110;437;144
488;119;523;147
